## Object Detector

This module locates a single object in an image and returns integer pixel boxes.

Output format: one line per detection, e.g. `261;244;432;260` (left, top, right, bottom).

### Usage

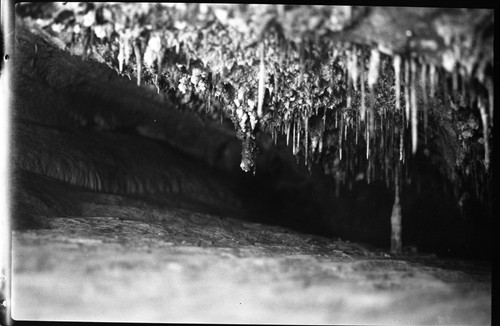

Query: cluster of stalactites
71;13;494;183
260;45;493;189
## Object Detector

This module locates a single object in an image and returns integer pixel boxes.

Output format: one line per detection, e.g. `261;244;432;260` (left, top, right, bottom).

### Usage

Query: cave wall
10;25;339;240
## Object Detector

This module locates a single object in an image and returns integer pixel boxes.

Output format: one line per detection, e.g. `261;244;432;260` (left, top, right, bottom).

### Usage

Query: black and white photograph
0;2;494;325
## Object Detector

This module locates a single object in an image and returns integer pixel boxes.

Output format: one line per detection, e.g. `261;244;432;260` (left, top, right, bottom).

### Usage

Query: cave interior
0;3;495;324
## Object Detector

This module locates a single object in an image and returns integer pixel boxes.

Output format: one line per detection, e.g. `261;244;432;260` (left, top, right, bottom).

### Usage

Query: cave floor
11;191;491;325
8;17;492;325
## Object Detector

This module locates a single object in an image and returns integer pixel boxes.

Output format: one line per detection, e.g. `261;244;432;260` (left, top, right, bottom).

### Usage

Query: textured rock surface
10;23;337;238
10;7;493;257
4;6;493;324
14;4;494;203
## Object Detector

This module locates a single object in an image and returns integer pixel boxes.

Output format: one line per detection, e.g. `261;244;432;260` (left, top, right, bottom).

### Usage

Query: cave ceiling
13;3;494;205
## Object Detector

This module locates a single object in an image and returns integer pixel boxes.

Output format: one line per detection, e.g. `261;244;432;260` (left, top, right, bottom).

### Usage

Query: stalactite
118;34;125;73
367;48;379;139
452;67;459;97
478;95;490;170
369;88;376;140
352;46;359;91
399;117;404;161
304;113;309;163
391;161;402;254
124;33;131;67
429;63;436;99
347;76;352;111
355;112;359;145
257;42;266;118
460;66;467;105
157;48;164;74
298;41;305;86
368;48;380;88
410;58;418;154
347;46;359;93
133;39;142;86
273;71;279;105
404;58;410;126
393;54;401;112
297;121;302;157
344;116;348;140
360;51;366;121
366;111;370;159
339;112;344;160
390;111;395;165
421;62;428;142
155;74;160;94
485;77;494;124
346;47;352;90
319;132;324;154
